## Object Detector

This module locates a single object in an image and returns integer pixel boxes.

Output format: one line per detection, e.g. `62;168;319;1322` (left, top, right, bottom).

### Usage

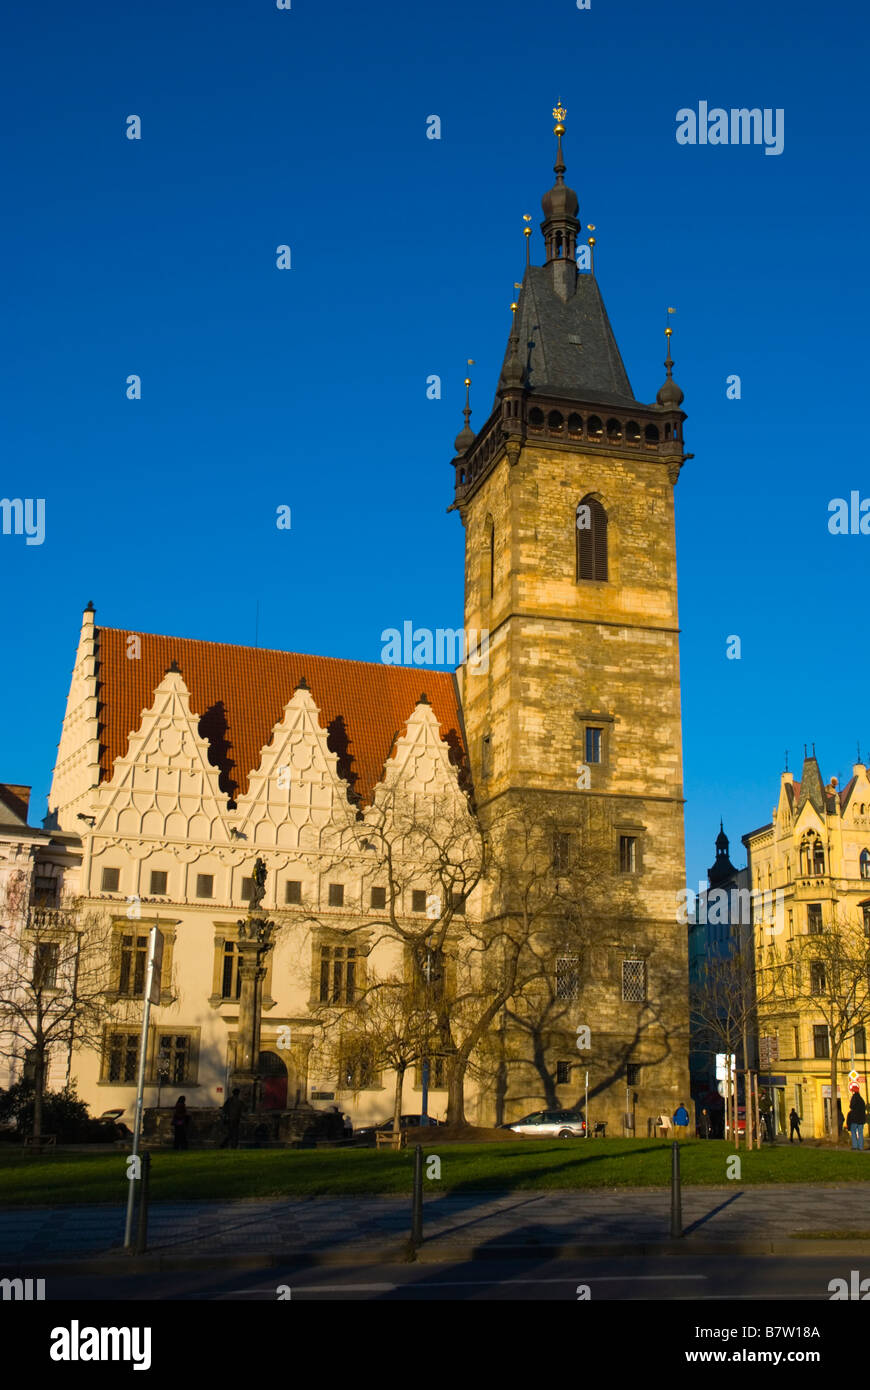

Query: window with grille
585;727;602;764
556;956;580;1001
419;948;447;1004
619;836;638;873
221;942;242;1000
412;890;427;913
807;903;823;934
370;886;386;909
101;867;120;892
553;832;573;875
556;1060;571;1085
810;961;826;995
813;1024;830;1059
622;959;646;1002
576;495;608;582
33;942;58;990
342;1043;375;1090
196;874;214;899
320;945;357;1004
420;1055;448;1088
626;1062;641;1086
157;1034;191;1085
149;870;168;895
108;1032;140;1083
328;883;344;908
119;934;147;996
285;880;302;905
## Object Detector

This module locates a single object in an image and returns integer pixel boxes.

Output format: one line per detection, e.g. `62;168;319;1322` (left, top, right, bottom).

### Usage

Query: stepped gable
96;627;465;806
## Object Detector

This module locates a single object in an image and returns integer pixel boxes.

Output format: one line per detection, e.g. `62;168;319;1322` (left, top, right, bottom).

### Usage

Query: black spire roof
497;266;638;408
708;820;738;888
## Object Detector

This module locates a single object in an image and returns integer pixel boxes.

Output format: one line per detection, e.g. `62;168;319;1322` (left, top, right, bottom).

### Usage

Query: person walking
699;1108;711;1139
836;1097;846;1142
788;1107;802;1143
172;1095;189;1150
848;1091;867;1151
220;1087;244;1149
672;1102;689;1141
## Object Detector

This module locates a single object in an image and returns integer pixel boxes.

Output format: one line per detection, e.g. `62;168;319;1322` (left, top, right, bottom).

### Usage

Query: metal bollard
135;1151;151;1255
670;1140;682;1238
411;1143;423;1248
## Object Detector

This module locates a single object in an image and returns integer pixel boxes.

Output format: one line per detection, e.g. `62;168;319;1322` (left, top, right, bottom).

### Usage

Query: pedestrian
672;1101;689;1141
342;1112;353;1140
220;1087;244;1149
788;1107;802;1143
699;1108;711;1139
836;1098;845;1141
172;1095;189;1150
847;1091;867;1151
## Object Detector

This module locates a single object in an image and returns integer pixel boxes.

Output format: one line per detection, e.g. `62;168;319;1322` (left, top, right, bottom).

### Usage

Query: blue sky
2;0;867;889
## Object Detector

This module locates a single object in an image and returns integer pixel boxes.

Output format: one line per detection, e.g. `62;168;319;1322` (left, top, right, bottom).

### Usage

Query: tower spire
540;102;580;300
453;366;475;455
657;312;684;408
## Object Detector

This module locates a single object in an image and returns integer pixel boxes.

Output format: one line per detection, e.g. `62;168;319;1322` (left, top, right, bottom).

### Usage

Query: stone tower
451;106;691;1129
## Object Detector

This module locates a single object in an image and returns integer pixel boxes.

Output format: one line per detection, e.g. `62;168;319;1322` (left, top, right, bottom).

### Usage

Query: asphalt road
35;1255;862;1301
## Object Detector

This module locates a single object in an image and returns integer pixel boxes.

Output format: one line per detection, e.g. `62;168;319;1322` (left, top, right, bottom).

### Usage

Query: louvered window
576;496;608;582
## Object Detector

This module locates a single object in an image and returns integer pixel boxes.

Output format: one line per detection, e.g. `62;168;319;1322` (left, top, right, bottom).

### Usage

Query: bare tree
321;976;428;1132
0;872;115;1140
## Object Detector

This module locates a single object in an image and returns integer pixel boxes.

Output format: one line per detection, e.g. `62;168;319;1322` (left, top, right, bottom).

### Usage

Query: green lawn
1;1138;868;1207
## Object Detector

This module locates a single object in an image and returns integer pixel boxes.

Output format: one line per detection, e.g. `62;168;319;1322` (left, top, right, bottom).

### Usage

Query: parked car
98;1108;132;1140
500;1108;586;1138
354;1114;447;1145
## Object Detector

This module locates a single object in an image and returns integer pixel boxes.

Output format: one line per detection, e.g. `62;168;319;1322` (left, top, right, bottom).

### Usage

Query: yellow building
744;750;870;1138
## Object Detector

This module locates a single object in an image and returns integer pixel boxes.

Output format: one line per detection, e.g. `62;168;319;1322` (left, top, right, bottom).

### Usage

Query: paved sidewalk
2;1185;869;1264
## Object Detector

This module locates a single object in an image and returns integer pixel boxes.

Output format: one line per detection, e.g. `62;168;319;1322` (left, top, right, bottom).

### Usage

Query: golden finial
586;225;596;274
523;214;532;267
553;101;567;133
510;301;518;316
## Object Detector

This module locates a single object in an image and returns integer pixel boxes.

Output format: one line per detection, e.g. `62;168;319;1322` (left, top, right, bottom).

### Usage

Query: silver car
504;1108;586;1138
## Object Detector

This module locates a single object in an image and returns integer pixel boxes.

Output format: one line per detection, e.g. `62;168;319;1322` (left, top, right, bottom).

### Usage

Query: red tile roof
96;627;466;806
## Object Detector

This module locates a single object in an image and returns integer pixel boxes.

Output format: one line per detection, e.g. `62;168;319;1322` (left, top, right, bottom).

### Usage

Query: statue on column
230;857;276;1115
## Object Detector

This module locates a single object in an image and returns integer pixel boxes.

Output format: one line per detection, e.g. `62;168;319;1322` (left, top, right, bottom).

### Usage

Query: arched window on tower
576;495;608;582
861;849;870;881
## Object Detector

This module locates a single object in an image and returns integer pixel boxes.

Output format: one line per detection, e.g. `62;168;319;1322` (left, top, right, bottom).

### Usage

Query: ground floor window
157;1033;192;1085
105;1031;139;1083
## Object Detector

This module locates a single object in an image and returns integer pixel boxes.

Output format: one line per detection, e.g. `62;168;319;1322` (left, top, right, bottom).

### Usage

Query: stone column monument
230;858;276;1114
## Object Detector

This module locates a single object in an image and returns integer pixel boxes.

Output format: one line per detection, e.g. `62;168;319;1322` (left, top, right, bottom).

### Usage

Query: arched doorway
258;1050;288;1109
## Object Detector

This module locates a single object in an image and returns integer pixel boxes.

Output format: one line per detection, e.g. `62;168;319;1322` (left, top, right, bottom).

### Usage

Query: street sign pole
585;1070;589;1139
123;925;164;1250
